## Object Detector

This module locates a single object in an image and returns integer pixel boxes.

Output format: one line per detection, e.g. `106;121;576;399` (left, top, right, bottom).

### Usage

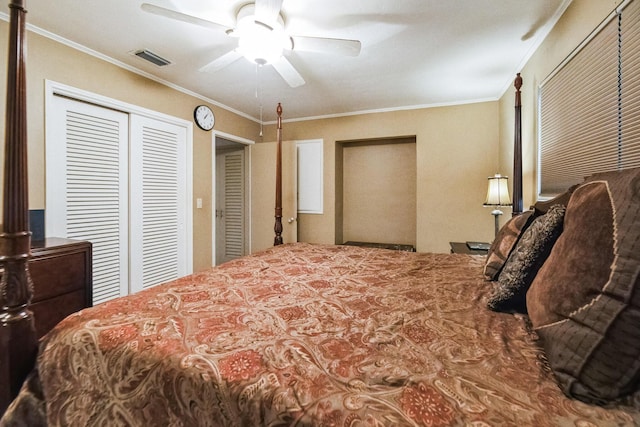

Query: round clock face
194;105;214;131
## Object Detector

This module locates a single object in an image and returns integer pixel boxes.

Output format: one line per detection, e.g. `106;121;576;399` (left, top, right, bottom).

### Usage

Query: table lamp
483;173;511;237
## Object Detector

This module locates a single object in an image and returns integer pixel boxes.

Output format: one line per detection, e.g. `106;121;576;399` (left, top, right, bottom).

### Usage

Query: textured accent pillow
483;210;534;280
487;204;565;313
527;167;640;404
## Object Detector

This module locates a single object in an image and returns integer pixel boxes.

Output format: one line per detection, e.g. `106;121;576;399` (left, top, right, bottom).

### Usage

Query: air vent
133;49;171;67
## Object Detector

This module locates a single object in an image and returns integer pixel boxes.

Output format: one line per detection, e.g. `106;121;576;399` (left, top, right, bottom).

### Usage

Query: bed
2;1;640;425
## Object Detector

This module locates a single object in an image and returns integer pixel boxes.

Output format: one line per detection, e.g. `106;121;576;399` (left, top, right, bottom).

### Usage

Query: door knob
287;217;296;224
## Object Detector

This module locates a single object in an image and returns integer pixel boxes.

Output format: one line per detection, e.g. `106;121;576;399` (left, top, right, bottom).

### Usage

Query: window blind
539;0;640;196
621;0;640;169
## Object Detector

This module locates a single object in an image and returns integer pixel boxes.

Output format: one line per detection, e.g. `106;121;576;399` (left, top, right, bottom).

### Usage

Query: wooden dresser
29;238;92;337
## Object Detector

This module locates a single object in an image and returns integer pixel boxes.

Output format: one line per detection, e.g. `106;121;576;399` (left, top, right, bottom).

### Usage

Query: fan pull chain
260;105;264;137
256;63;264;137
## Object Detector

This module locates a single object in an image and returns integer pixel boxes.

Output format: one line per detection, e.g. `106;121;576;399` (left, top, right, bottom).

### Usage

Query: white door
46;96;129;304
215;149;245;264
46;95;191;304
129;115;189;293
250;140;297;252
296;139;323;214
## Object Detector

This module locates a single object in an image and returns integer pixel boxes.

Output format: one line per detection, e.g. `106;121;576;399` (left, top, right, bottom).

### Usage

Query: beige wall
262;101;500;253
498;0;624;206
342;138;416;245
0;21;260;272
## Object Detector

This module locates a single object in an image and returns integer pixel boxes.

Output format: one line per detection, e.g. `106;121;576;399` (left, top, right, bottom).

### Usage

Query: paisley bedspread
4;243;640;426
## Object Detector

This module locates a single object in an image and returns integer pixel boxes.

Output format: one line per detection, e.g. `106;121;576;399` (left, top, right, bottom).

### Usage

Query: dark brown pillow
487;204;565;313
483;210;534;280
532;184;578;216
527;166;640;404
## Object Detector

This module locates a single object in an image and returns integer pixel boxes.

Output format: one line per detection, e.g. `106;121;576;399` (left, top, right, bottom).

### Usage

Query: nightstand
449;242;490;255
343;241;416;252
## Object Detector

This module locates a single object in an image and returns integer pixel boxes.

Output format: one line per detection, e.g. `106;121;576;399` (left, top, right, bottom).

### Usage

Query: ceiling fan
141;0;362;88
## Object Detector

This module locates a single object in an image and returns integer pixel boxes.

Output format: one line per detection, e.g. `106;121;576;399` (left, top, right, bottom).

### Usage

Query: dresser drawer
29;238;92;304
30;289;86;337
30;250;89;302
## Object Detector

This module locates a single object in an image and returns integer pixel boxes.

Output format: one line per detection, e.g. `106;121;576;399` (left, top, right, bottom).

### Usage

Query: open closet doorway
214;134;252;265
337;136;416;247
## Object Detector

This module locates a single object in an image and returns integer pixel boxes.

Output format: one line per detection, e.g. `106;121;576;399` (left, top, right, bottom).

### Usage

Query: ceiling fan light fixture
141;1;360;89
235;5;289;65
238;26;284;64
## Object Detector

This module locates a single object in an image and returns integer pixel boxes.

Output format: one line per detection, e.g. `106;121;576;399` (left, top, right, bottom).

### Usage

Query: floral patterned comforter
4;243;640;426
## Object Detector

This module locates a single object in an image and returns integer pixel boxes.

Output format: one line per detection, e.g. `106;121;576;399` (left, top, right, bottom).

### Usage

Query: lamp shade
484;174;511;206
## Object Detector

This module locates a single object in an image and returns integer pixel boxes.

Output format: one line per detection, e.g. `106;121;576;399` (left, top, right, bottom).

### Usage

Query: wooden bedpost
274;103;283;246
512;73;523;216
0;0;38;415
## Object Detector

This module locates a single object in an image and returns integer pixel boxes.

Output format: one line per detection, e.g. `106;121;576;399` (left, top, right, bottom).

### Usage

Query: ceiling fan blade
254;0;283;26
199;50;243;73
291;36;361;57
272;56;305;88
141;3;228;31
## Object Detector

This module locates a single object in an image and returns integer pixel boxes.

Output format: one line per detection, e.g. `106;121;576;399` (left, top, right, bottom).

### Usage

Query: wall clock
194;105;215;131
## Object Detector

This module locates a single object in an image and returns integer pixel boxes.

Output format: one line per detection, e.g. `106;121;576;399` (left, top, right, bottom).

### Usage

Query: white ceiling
3;0;570;122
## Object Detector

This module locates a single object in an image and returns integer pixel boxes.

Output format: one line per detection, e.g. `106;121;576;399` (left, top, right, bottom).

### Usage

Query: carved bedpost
0;0;37;415
512;73;523;216
274;103;283;246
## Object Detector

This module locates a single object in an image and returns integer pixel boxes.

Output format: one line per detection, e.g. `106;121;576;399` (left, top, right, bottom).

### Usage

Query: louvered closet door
46;96;129;304
224;151;245;260
47;96;190;303
215;150;245;264
129;115;188;293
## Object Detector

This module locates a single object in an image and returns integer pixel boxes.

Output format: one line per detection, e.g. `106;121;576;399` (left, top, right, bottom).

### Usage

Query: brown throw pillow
527;167;640;404
483;210;534;280
487;204;565;313
532;184;578;216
